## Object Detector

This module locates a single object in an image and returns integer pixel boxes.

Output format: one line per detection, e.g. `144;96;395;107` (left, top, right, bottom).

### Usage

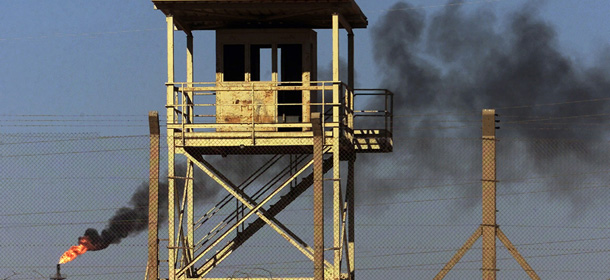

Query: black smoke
362;1;610;210
372;1;610;126
82;164;220;251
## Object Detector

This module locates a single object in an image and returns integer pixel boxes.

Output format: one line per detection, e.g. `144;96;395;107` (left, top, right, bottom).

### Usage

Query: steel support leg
332;13;342;279
313;113;325;280
165;14;176;280
347;159;355;280
185;33;195;277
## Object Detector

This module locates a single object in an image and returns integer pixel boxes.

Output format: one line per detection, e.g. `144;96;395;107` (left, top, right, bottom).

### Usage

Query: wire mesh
1;111;609;280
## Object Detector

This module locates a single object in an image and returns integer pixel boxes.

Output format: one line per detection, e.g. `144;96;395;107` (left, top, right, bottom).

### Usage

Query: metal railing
353;88;394;138
164;81;393;144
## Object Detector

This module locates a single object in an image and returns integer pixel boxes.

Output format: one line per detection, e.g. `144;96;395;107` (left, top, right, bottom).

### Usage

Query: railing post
251;83;255;145
166;15;175;125
385;90;389;135
390;90;394;136
186;32;194;127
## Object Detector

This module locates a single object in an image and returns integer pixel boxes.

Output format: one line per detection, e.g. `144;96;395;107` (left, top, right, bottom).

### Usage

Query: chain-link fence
1;110;609;280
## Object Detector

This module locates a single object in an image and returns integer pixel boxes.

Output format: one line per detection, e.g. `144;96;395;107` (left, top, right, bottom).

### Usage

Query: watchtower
149;1;393;279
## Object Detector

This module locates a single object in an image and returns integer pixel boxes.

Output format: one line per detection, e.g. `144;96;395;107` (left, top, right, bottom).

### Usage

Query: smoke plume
81;164;220;251
362;1;610;210
78;153;279;251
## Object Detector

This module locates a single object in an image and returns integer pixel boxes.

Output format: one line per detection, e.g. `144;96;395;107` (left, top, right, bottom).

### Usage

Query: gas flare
58;236;92;264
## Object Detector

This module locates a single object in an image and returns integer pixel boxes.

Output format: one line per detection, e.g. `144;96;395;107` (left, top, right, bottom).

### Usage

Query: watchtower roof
152;0;368;31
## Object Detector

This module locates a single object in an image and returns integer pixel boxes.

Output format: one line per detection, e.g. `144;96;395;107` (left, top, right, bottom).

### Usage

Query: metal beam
186;32;194;126
167;15;175;124
166;16;176;280
174;163;193;276
312;113;324;280
338;13;353;35
347;33;354;90
332;13;340;85
347;33;354;132
332;169;342;280
346;159;355;280
185;31;195;279
331;14;342;280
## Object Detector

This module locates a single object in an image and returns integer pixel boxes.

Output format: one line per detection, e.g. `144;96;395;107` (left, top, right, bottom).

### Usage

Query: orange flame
58;236;92;264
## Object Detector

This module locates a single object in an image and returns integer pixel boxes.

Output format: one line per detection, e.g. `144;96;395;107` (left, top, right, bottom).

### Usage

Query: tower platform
167;82;393;155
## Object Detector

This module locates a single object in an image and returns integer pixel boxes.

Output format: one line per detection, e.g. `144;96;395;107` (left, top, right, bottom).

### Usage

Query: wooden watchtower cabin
148;1;393;280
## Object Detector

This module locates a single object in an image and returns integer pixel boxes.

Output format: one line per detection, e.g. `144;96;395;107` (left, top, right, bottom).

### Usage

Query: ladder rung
168;176;193;180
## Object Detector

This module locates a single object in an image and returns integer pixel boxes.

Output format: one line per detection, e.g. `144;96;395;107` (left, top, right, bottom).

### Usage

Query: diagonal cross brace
178;151;320;277
196;155;336;277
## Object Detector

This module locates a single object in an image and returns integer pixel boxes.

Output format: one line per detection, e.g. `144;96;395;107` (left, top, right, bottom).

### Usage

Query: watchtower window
279;44;302;82
250;45;273;81
278;44;303;130
223;44;245;81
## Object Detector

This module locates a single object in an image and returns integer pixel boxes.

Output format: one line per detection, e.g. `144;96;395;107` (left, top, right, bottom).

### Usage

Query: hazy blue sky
1;1;610;279
2;0;610;134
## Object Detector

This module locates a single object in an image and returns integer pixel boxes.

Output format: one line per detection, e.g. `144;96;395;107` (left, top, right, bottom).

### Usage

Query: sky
2;0;610;135
1;0;610;279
